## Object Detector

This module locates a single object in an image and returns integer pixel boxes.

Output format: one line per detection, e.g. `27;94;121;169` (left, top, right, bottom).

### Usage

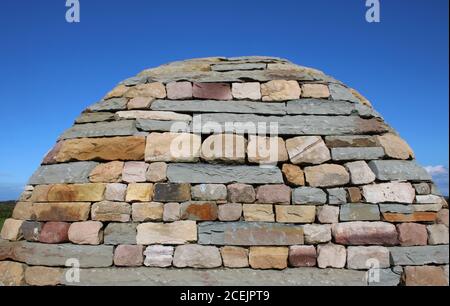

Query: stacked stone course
0;56;448;286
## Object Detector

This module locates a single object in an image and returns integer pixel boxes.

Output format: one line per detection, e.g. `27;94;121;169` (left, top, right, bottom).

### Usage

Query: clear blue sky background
0;0;448;200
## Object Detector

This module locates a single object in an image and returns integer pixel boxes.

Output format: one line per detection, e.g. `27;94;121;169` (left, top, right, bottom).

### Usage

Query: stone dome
0;56;448;286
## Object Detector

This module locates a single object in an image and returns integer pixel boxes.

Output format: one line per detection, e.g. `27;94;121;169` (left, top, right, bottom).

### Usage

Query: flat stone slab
192;114;388;135
167;163;283;184
75;112;115;124
368;267;402;286
368;160;431;181
61;267;367;286
151;100;286;115
87;97;128;112
60;121;138;140
287;99;378;117
211;63;267;72
2;241;113;268
198;222;303;246
28;162;98;185
389;245;449;266
136;119;190;132
331;147;385;161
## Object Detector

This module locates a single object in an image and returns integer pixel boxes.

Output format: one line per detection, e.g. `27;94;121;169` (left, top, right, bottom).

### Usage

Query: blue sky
0;0;448;200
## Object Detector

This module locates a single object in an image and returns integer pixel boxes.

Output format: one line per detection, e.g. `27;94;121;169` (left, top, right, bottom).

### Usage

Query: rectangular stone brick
60;120;137;140
331;147;385;161
388;245;449;266
136;221;197;245
275;206;316;223
33;202;91;221
198;222;304;246
340;204;380;221
28;162;98;185
32;184;105;202
368;160;431;181
153;183;191;202
382;212;437;223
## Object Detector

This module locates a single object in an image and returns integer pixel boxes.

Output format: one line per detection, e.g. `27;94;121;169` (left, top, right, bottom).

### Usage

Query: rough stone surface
332;222;398;245
122;162;149;183
0;261;26;286
247;135;288;164
126;183;154;202
144;245;174;267
20;221;42;242
163;202;181;222
301;84;330;98
56;136;145;162
34;183;106;202
1;219;24;241
193;83;232;100
218;203;242;221
132;202;164;222
389;245;449;265
151;99;286;115
146;162;168;182
243;204;275;222
368;267;403;287
368;160;431;181
29;162;98;185
437;209;449;227
166;82;193;100
340;204;381;221
327;188;347;204
382;212;437;223
305;164;350;187
285;136;330;165
104;223;137;245
261;80;301;101
331;147;385;161
347;246;390;270
221;246;249;268
25;266;62;286
317;205;339;224
89;161;123;183
347;187;362;203
198;222;304;246
39;222;71;244
256;184;291;204
114;245;144;267
75;112;115;124
249;247;288;270
292;187;327;205
286;99;375;117
124;82;166;99
325;135;379;148
105;183;127;201
127;97;153;110
303;224;331;244
12;202;34;220
363;182;415;204
345;161;376;185
181;201;218;221
136;221;197;245
201;134;246;163
153;183;191;202
227;184;256;203
116;110;191;122
379;204;414;214
403;266;448;286
68;221;103;245
91;201;131;222
145;132;201;162
275;206;316;223
289;245;317;267
191;184;227;201
232;82;261;100
397;223;428;246
33;202;91;222
173;245;222;268
413;183;431;195
87;97;128;112
60;121;137;140
427;224;449;245
378;133;414;160
136;119;190;132
317;243;347;268
329;84;359;103
282;164;305;186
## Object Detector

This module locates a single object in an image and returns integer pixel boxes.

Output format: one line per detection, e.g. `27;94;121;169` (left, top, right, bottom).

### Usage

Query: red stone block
396;223;427;246
289;245;317;267
39;222;70;244
193;83;232;100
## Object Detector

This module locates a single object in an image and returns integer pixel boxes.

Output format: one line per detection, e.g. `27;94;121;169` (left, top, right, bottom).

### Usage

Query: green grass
0;201;15;229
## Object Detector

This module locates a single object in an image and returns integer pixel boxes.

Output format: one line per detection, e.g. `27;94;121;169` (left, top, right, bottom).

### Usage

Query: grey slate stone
331;147;385;161
389;245;449;266
340;204;381;221
192;114;388;135
329;84;359;103
379;204;414;214
413;183;431;195
9;241;113;268
292;187;327;205
28;162;98;185
211;63;267;71
327;188;347;204
87;97;128;112
198;222;303;246
104;223;137;245
368;160;431;181
136;119;191;132
167;163;283;184
75;112;116;124
119;76;148;86
61;267;367;286
287;99;378;118
325;135;379;148
368;267;402;286
60;120;138;139
151;99;286;115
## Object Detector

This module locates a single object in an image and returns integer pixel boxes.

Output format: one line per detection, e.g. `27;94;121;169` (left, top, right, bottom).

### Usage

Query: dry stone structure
0;56;448;286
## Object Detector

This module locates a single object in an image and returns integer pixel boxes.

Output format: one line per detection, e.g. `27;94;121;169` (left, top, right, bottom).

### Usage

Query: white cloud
425;165;448;176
